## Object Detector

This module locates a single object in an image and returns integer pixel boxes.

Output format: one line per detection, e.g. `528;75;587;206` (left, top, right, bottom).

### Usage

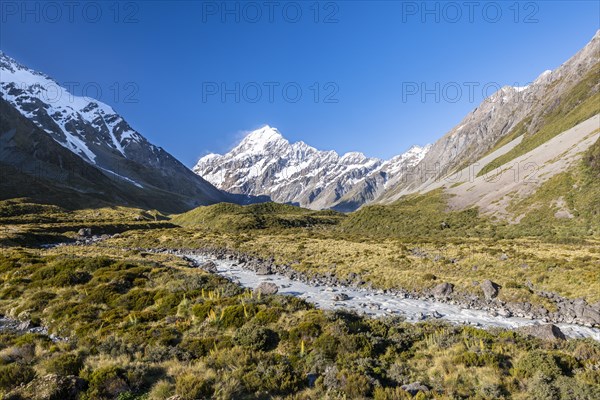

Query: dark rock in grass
410;248;428;258
519;324;566;341
307;373;318;387
481;280;501;300
77;228;92;237
255;282;278;296
401;381;430;396
432;282;454;299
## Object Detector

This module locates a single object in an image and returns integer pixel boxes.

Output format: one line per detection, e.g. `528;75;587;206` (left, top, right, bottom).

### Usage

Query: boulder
481;280;501;300
255;264;273;275
17;320;32;331
499;253;509;261
582;307;600;326
519;324;566;341
333;293;349;301
255;282;278;296
200;261;218;273
401;381;430;396
498;308;512;318
77;228;92;237
573;298;587;317
432;282;454;299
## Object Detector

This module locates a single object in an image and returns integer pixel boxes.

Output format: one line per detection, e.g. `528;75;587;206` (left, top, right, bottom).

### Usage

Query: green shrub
53;270;93;286
85;365;130;399
153;292;183;317
555;375;600;399
253;306;283;324
191;302;214;321
120;289;156;311
289;321;322;342
175;374;213;400
42;352;84;376
513;350;562;379
23;291;57;312
453;351;500;368
219;305;247;328
0;363;35;390
233;324;279;351
312;334;339;361
116;392;139;400
180;338;215;358
337;369;373;398
240;354;301;394
526;372;559;400
126;364;163;392
148;380;173;400
422;273;437;281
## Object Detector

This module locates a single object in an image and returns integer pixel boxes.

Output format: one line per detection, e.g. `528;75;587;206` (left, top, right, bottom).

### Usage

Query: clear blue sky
1;1;598;165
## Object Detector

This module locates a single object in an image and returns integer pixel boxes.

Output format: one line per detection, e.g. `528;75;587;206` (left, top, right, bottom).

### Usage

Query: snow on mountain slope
0;53;144;164
0;51;228;210
194;126;429;211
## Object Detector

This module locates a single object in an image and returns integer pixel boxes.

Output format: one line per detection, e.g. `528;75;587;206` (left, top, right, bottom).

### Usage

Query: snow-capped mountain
194;126;429;211
0;51;228;212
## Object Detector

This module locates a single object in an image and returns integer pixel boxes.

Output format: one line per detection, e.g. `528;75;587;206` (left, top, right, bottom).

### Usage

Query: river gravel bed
189;254;600;341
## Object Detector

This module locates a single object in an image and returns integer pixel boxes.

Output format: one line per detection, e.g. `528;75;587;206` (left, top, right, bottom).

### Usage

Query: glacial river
189;255;600;341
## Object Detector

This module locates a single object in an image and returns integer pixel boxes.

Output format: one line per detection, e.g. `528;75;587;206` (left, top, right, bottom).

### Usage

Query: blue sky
1;1;598;165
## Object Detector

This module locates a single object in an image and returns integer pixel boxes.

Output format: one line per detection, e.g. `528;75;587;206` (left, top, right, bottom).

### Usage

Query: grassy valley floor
0;197;599;399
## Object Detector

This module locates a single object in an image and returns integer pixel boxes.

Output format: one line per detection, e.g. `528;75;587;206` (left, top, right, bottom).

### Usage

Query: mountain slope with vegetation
172;202;344;231
378;30;600;206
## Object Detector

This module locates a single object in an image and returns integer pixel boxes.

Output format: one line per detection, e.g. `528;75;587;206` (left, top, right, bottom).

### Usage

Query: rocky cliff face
194;126;429;211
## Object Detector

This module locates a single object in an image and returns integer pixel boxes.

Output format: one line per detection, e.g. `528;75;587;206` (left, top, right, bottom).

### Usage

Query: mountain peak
194;125;430;211
243;125;283;143
0;52;229;211
340;151;370;164
233;125;288;155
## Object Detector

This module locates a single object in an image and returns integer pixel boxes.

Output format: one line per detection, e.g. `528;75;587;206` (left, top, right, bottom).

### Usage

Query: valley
1;196;599;398
0;22;598;400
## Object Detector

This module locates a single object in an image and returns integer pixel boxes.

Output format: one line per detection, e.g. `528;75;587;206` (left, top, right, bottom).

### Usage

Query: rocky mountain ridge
194;126;430;211
0;51;234;212
378;29;600;203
